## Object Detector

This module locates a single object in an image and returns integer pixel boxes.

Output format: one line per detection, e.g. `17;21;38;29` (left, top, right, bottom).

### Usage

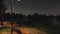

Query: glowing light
18;0;21;1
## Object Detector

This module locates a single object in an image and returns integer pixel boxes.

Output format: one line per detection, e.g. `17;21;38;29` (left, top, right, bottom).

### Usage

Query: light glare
18;0;21;1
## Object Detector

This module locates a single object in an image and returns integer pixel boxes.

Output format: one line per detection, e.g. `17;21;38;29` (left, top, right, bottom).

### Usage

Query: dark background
3;0;60;16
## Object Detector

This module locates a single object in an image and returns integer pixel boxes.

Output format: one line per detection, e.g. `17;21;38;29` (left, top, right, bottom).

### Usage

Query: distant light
18;0;21;1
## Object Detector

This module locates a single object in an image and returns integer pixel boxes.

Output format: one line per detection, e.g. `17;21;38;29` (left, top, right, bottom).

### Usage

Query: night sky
3;0;60;15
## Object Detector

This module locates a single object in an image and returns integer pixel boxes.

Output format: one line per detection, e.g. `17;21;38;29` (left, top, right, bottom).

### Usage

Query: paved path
0;22;47;34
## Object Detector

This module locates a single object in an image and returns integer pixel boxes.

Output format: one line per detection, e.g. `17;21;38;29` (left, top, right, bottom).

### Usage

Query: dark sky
3;0;60;15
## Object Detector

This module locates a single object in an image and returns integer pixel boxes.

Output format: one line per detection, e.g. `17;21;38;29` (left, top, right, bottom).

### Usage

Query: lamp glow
18;0;21;1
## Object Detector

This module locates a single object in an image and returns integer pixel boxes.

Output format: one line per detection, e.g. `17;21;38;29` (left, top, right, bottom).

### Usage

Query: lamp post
11;0;21;34
11;0;13;34
11;0;21;14
11;0;13;14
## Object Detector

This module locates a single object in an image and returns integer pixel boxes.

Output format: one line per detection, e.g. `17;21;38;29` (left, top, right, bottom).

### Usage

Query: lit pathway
12;26;48;34
0;21;48;34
